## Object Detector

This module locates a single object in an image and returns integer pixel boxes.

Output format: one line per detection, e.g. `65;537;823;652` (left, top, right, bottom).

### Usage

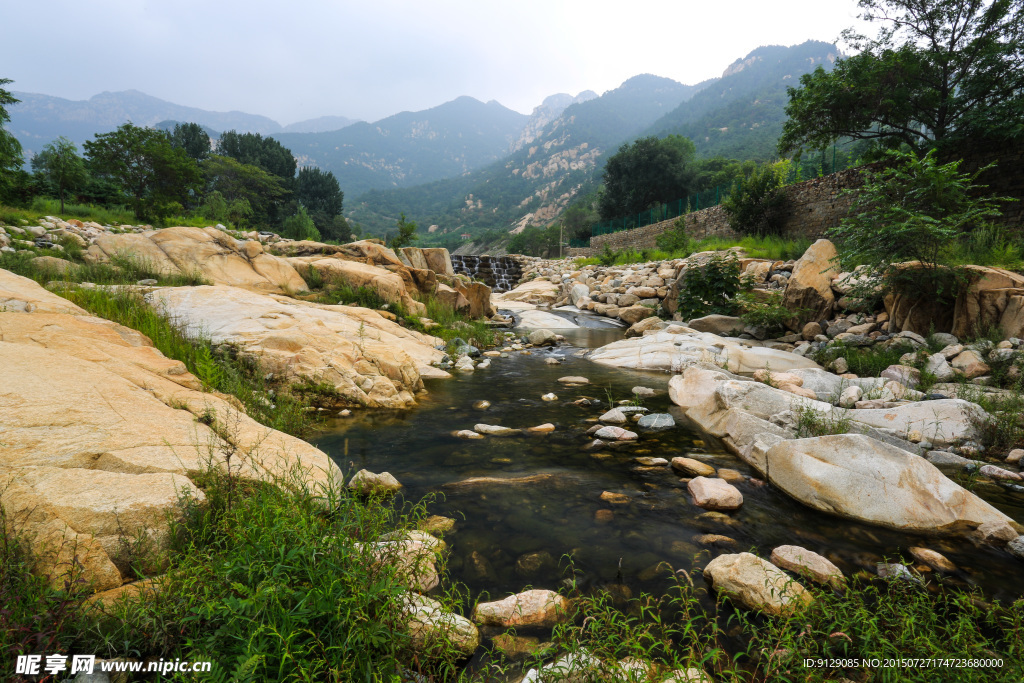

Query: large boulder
455;281;496;319
687;314;744;336
952;266;1024;340
764;434;1020;538
703;552;812;616
145;285;447;409
289;256;427;315
783;239;840;329
85;227;308;294
0;268;89;314
492;279;560;306
0;285;342;592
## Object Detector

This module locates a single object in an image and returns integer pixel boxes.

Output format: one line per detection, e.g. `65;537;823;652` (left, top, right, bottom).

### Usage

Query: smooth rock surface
703;552;813;616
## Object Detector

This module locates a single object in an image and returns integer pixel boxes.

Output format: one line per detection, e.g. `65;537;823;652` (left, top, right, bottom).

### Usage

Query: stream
312;324;1024;620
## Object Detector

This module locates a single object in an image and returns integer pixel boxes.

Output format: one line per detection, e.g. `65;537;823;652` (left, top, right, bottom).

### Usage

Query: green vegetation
0;78;23;200
675;252;744;321
794;404;855;438
388;212;418;249
598;135;698;220
578;234;811;267
30;137;89;214
780;0;1024;156
721;159;791;236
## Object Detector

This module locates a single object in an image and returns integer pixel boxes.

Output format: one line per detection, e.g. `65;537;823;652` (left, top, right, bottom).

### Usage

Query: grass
0;199;222;231
575;235;813;267
0;248;209;288
794;404;855;438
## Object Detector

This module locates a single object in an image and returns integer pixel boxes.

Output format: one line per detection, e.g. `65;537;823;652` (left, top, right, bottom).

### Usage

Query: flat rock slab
558;376;589;384
687;477;743;510
703;552;813;616
638;413;676;430
671;457;716;477
770;545;844;587
474;424;522;436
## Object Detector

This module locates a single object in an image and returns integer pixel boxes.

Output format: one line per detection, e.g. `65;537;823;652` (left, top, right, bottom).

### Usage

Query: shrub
675;252;743;321
736;290;796;333
721;160;791;236
654;217;692;253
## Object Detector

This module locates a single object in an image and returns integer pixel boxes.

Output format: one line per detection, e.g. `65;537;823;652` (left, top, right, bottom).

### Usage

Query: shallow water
312;328;1024;608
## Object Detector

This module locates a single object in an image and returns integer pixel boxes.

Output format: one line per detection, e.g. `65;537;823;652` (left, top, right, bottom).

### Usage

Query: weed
794;404;854;438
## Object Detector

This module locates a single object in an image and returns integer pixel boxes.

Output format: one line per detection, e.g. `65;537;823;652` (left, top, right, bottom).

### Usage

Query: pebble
637;413;675;430
527;423;555;433
634;456;668;466
600;491;630;505
979;464;1022;481
695;534;737;547
670;457;715;477
558;376;589;384
454;430;484;439
1006;449;1024;464
541;393;558;401
598;408;628;423
594;426;638;441
472;400;491;410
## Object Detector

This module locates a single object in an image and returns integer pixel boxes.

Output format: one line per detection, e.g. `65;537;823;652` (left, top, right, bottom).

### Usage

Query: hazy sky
4;0;871;125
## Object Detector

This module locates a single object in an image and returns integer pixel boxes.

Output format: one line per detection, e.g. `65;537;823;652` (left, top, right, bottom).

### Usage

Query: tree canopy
779;0;1024;156
0;78;24;193
296;166;346;240
170;122;212;162
203;155;289;228
218;130;297;181
598;135;698;221
32;136;88;213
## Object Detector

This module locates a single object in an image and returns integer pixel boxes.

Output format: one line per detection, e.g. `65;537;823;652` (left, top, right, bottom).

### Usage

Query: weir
450;255;523;293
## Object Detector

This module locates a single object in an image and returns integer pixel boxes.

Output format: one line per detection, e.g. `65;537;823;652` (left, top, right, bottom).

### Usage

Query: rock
877;563;919;583
950;349;991;379
515;551;555;577
528;329;558;346
703;552;813;616
1;268;87;314
979;464;1022;481
764;434;1019;537
687;477;743;510
635;456;668;466
931;333;959;347
801;322;823;340
359;538;440;592
753;369;804;386
831;357;849;375
569;283;590;306
1007;449;1024;464
671;457;715;477
402;593;479;655
595;509;615;523
521;651;604;683
881;365;921;388
770;546;845;588
637;413;675;430
541;392;558;401
558;376;589;385
662;668;713;683
696;534;738;547
599;408;628;423
631;386;656;398
594;426;638;441
454;430;484;439
471;589;569;628
908;547;957;572
1008;536;1024;560
626;316;667;337
146;285;446;409
783;239;840;328
838;385;863;408
950;266;1024;340
419;515;456;535
600;491;631;505
618;305;657;326
490;633;543;660
472;400;491;410
687;314;744;336
348;469;402;495
473;424;522;436
528;423;555;433
926;450;976;467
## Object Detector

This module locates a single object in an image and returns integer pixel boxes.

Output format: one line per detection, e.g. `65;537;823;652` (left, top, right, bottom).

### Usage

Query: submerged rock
687;477;743;510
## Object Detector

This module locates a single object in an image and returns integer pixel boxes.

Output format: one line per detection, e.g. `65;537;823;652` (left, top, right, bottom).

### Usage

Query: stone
687;314;744;336
473;424;522;436
490;633;542;660
831;357;849;375
527;423;555;433
671;457;715;477
360;538;440;592
950;349;991;379
1008;536;1024;560
979;465;1022;481
838;385;863;408
703;552;813;616
402;593;479;655
454;430;484;439
752;369;804;386
931;333;959;347
471;589;569;628
634;456;668;466
770;546;845;588
600;491;631;505
626;316;667;338
528;329;557;346
558;376;589;385
881;365;920;388
662;668;713;683
801;322;823;340
926;450;975;467
520;651;604;683
594;426;637;441
908;547;957;572
717;469;744;484
348;469;402;495
618;305;657;326
1007;449;1024;464
687;477;743;510
637;413;675;430
515;551;556;577
419;515;456;535
472;400;491;410
569;283;590;306
541;392;558;402
599;408;628;424
631;386;656;398
764;434;1019;537
783;239;840;328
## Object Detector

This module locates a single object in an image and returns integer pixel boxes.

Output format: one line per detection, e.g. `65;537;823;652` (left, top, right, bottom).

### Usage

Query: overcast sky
4;0;871;125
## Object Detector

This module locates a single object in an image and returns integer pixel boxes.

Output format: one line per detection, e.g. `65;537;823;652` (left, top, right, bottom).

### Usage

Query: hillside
644;41;839;159
349;74;708;240
271;96;529;197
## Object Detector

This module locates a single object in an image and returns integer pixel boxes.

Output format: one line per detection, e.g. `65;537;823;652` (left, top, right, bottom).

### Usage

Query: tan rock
770;545;845;588
783;239;840;328
455;281;495;319
0;268;87;314
950;349;990;379
618;305;657;325
289;256;426;315
348;469;402;495
704;552;813;616
671;457;715;477
471;589;569;628
402;593;479;655
687;477;743;510
908;547;957;572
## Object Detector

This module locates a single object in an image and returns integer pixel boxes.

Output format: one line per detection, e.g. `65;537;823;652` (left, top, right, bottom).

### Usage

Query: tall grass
0;248;208;288
575;235;813;267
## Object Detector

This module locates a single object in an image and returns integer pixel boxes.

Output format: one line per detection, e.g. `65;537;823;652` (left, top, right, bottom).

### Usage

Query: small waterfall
450;255;523;293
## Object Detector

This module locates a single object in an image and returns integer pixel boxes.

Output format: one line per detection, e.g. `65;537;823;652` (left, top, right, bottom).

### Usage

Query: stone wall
566;143;1023;258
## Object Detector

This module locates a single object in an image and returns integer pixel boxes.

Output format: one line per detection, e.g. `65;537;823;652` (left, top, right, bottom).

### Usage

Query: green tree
280;205;321;241
170;122;211;162
295;167;346;239
218;130;296;180
202;155;288;228
780;0;1024;156
830;149;1011;298
84;123;202;221
388;213;418;249
0;78;24;197
721;160;791;236
598;135;698;220
560;202;598;242
32;136;89;213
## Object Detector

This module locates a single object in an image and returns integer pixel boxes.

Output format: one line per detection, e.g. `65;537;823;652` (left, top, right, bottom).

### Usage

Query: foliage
31;136;89;214
202;155;289;229
721;159;791;236
560;200;599;242
735;290;795;332
83;123;202;221
388;212;418;249
830;149;1011;300
0;78;23;194
779;0;1024;156
295;166;346;240
507;224;560;257
598;135;698;220
655;217;692;253
217;130;296;181
169;122;211;162
675;252;743;320
794;404;855;438
280;205;321;241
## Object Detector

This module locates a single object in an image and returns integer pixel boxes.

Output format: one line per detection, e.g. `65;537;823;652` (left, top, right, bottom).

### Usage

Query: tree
780;0;1024;156
170;122;211;162
280;205;321;241
598;135;698;220
84;123;201;220
388;213;418;249
218;130;296;181
721;160;792;236
0;78;24;196
295;167;346;239
32;137;89;213
202;155;288;228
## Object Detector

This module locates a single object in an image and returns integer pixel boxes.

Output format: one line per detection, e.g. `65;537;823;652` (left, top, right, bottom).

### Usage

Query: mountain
509;91;598;153
6;89;307;157
348;74;709;238
281;115;359;133
643;41;839;159
270;97;529;197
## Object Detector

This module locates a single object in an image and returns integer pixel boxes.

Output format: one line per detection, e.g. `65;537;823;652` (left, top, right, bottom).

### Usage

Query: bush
736;290;795;332
721;160;790;236
675;252;744;320
654;217;692;253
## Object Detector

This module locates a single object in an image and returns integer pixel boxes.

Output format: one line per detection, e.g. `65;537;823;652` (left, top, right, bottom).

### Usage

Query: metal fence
583;184;734;246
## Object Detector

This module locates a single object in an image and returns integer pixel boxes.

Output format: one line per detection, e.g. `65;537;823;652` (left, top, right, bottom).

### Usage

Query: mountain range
6;40;839;240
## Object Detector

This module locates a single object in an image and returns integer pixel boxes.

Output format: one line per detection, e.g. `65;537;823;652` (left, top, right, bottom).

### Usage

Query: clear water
312;328;1024;609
